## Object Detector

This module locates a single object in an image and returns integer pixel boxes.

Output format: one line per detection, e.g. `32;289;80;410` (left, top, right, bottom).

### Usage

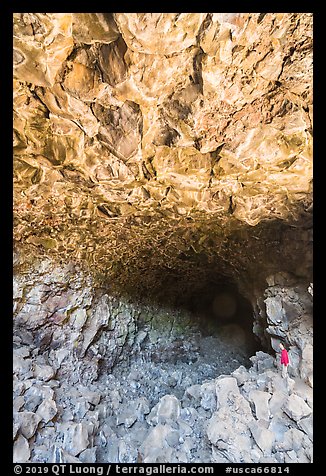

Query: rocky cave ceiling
13;13;313;300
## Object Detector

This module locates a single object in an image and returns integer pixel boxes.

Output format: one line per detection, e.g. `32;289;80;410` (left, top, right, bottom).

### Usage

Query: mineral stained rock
12;13;313;464
13;13;313;299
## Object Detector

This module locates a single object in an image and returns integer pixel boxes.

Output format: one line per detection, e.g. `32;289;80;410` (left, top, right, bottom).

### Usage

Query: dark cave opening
107;269;265;390
182;280;262;357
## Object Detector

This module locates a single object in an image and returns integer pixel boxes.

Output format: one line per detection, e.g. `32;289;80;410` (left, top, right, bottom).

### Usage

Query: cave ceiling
13;13;313;298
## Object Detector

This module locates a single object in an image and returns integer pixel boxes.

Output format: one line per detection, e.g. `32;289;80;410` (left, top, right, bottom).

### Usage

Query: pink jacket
280;348;289;365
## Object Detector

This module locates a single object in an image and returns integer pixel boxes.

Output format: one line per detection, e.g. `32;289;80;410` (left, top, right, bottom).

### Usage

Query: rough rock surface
13;337;313;463
13;12;313;464
13;13;312;300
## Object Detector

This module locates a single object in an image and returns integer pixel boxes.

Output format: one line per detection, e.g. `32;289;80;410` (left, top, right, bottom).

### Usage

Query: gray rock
80;294;110;356
53;446;81;463
259;456;278;463
13;422;20;440
177;420;193;437
251;352;275;373
13;354;33;377
30;444;52;463
116;407;137;428
58;422;90;456
215;376;240;409
175;449;189;463
264;296;284;326
16;411;42;439
78;387;101;405
141;423;173;459
33;364;56;382
108;389;122;411
207;394;254;463
118;439;138;463
148;395;181;425
299;343;313;384
23;392;43;413
180;436;196;454
105;434;120;462
283;394;312;422
180;407;199;426
13;435;30;463
296;449;310;463
73;399;90;419
36;398;57;423
143;446;174;463
183;384;201;406
125;421;149;446
250;390;271;420
249;420;274;455
297;414;313;441
268;415;291;442
268;373;290;395
274;428;310;453
232;365;250;386
13;396;25;412
14;346;31;359
293;379;313;408
165;430;180;448
79;447;97;463
13;378;25;397
200;381;217;411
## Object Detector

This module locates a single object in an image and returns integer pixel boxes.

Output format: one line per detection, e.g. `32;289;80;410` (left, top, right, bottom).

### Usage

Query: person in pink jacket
279;342;290;378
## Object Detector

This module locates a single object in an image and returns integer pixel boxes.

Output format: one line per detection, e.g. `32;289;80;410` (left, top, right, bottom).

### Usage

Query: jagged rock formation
13;13;313;464
13;12;312;298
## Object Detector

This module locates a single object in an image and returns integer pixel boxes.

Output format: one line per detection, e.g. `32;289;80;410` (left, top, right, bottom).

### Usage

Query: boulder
200;381;217;411
53;446;81;463
268;415;291;442
79;447;97;463
147;394;181;425
283;394;312;422
15;411;42;439
13;354;33;378
165;429;180;448
274;428;310;453
183;384;201;406
140;424;174;462
36;398;57;423
300;343;313;384
215;376;240;409
297;414;313;441
57;422;90;456
13;435;30;463
232;365;250;386
13;396;25;412
249;420;274;455
249;390;271;420
116;406;138;428
264;296;284;325
207;393;254;463
33;364;56;382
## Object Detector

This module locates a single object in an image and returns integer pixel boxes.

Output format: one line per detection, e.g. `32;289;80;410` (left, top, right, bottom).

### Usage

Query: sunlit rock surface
13;12;312;298
13;12;313;464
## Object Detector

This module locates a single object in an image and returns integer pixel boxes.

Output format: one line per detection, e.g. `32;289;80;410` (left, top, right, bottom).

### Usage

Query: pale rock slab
33;364;55;382
282;394;312;422
148;394;181;425
215;376;240;409
36;398;57;423
249;390;271;420
58;422;90;456
13;435;31;463
15;411;42;439
249;420;275;455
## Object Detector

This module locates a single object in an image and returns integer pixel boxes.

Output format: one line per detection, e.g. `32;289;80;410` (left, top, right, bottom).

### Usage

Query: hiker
279;342;290;378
